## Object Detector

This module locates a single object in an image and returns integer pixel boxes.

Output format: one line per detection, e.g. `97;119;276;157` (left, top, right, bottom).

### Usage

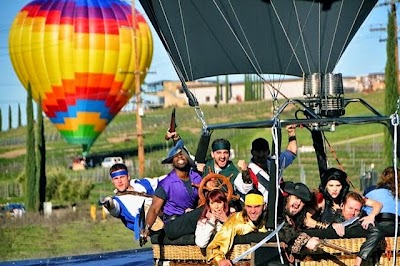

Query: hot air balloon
9;0;153;153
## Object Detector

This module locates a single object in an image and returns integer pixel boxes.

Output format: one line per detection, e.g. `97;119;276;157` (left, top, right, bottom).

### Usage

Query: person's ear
263;204;267;211
211;151;215;159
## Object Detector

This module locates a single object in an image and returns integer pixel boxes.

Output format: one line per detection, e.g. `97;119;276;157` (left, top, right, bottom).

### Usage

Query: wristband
288;136;296;142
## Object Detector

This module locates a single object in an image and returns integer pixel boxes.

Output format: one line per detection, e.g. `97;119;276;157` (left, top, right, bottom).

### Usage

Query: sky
0;0;392;130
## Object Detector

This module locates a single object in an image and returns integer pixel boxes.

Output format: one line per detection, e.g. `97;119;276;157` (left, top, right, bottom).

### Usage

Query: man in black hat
235;125;298;203
143;139;203;240
280;181;313;227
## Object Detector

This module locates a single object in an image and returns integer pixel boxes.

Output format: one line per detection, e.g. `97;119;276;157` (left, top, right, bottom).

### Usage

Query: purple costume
157;169;202;218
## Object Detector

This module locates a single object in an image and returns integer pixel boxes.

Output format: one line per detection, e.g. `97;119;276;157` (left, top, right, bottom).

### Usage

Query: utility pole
391;0;400;93
132;0;145;177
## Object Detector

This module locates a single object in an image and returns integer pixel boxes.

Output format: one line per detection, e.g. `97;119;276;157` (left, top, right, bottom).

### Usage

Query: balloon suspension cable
390;98;400;264
320;133;355;190
195;106;209;132
270;118;284;264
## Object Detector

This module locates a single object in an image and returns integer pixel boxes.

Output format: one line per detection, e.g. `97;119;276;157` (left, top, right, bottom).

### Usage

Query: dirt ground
0;148;26;159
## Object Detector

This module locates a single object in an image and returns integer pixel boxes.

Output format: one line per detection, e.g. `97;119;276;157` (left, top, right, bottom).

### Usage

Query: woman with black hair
305;167;381;230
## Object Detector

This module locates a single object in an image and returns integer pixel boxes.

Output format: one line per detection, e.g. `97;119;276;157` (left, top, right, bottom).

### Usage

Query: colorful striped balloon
9;0;153;152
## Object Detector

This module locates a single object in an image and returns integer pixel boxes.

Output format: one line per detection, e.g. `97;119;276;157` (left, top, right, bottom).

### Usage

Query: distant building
135;73;386;108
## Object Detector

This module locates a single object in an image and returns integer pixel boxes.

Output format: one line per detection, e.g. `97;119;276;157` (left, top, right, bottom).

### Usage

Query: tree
215;76;220;105
225;75;230;104
25;83;37;211
8;105;12;130
18;103;22;127
384;7;400;166
36;97;46;213
0;108;2;132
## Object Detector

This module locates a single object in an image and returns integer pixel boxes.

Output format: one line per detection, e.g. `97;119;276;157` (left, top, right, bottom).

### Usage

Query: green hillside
0;90;390;201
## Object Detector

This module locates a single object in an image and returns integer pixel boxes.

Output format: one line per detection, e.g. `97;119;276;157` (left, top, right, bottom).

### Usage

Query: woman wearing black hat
305;167;382;231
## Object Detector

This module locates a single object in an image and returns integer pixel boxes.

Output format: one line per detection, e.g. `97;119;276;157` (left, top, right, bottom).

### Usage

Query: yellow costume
206;211;268;264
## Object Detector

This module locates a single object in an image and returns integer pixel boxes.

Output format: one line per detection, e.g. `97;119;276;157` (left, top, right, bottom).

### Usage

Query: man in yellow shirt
206;186;320;266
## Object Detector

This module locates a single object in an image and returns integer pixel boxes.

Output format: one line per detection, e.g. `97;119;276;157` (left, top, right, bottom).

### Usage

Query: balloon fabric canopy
9;0;153;152
139;0;376;81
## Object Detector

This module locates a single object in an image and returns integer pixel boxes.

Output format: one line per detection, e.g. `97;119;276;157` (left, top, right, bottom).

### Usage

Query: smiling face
325;180;343;199
244;204;264;222
211;149;230;169
285;195;305;217
342;197;362;220
172;151;189;170
111;174;130;192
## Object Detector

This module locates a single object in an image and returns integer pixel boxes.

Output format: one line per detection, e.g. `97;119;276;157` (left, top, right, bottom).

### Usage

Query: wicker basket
153;237;400;265
152;243;252;262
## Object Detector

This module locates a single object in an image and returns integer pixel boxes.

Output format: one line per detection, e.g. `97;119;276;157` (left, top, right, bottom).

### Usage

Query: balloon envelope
9;0;153;151
139;0;376;80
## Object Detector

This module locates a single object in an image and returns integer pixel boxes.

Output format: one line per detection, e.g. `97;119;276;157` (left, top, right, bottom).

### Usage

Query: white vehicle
101;157;124;168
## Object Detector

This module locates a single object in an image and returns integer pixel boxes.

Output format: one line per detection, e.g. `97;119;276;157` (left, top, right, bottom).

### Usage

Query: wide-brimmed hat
161;139;195;167
282;181;311;202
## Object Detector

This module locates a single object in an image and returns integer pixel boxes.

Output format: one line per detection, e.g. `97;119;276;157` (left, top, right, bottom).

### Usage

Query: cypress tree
244;74;250;101
225;75;229;103
36;97;46;213
8;105;12;130
215;76;220;105
25;83;37;211
18;103;22;127
384;8;399;166
0;108;2;132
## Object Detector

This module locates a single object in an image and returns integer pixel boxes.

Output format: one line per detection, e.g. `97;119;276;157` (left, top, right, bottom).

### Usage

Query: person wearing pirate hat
304;168;382;231
206;188;320;266
143;139;203;240
280;181;313;229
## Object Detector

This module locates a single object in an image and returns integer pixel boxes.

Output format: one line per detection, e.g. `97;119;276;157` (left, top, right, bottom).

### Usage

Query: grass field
0;89;392;261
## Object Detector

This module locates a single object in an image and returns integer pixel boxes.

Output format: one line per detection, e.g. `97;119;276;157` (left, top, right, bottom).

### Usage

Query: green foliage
0;210;142;261
25;84;37;211
18;103;22;127
225;75;229;103
384;9;399;166
36;98;46;212
0;108;2;131
215;76;220;104
8;105;12;130
45;167;94;202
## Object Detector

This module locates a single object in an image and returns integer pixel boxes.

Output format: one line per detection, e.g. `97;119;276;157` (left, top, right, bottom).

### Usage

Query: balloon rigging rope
391;98;399;266
177;0;194;80
156;0;190;81
269;1;305;74
293;1;313;74
324;0;344;73
212;0;288;103
332;0;366;71
271;122;284;263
